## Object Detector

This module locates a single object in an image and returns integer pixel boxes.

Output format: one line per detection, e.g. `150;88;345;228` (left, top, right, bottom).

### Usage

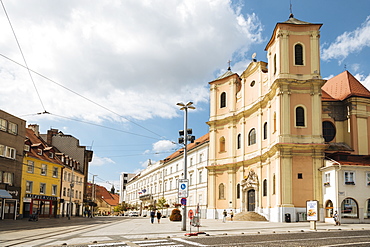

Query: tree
156;197;166;211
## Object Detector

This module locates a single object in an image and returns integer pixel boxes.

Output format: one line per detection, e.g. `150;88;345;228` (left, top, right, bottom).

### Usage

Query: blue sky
0;0;369;190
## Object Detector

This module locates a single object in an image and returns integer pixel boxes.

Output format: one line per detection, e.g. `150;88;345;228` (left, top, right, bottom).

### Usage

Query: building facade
206;14;370;223
21;127;64;218
125;134;209;218
119;172;135;203
0;110;26;219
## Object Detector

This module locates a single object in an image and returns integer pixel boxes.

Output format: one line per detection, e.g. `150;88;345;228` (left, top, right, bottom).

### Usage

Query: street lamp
177;101;195;231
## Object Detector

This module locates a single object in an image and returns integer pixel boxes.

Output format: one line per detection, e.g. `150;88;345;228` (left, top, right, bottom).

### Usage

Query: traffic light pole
181;106;188;231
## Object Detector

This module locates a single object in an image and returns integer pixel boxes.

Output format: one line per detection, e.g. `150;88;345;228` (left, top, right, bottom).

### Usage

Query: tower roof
322;70;370;101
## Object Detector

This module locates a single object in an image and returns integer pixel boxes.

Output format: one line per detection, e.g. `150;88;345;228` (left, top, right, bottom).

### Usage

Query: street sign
178;179;188;198
188;209;194;220
181;198;187;206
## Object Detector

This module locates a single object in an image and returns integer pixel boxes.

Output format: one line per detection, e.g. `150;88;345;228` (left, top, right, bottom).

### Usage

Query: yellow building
206;14;370;222
20;128;64;218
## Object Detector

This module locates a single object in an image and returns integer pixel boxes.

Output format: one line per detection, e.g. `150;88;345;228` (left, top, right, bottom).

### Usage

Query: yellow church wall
288;35;312;75
290;93;313;135
291;155;314;207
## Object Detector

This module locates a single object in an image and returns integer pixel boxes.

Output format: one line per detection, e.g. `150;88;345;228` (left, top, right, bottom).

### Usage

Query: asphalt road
2;216;370;247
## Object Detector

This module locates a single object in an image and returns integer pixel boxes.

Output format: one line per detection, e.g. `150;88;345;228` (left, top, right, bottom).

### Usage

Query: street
2;216;370;247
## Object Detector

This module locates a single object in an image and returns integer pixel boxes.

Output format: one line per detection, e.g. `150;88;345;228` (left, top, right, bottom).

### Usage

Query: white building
125;134;209;218
321;153;370;224
119;172;135;203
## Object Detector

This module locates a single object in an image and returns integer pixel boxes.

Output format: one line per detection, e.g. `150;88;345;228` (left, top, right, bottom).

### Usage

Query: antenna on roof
227;60;231;71
289;0;294;18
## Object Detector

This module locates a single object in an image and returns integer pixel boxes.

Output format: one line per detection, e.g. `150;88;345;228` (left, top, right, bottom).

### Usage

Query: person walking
223;209;227;223
333;211;341;226
150;210;155;224
156;210;162;223
230;210;234;221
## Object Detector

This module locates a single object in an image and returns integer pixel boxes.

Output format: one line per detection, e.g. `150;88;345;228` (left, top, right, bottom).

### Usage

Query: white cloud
322;16;370;62
354;73;370;89
0;0;263;123
152;140;177;153
90;155;116;167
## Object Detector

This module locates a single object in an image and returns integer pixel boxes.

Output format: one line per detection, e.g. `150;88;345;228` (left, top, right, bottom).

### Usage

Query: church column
210;84;217;120
279;84;291;143
279;31;289;76
227;166;236;209
207;168;217;218
310;31;321;76
280;147;293;207
311;83;323;142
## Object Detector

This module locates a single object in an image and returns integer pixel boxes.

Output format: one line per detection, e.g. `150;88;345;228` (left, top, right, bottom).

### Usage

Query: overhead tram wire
0;52;165;140
1;1;47;113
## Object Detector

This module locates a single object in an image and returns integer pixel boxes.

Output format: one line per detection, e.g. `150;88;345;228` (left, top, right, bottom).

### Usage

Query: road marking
172;238;208;246
88;242;127;247
132;239;184;247
322;242;370;247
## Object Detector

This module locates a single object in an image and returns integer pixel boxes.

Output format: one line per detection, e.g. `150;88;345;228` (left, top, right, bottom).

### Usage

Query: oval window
322;121;336;142
250;80;255;87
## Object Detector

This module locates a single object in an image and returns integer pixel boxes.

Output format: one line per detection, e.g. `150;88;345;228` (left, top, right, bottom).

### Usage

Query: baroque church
206;14;370;223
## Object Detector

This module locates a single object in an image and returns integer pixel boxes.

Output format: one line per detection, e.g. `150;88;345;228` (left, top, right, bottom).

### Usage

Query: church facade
206;15;370;223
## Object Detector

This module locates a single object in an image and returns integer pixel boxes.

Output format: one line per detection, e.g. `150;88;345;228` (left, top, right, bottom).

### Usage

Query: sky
1;0;370;191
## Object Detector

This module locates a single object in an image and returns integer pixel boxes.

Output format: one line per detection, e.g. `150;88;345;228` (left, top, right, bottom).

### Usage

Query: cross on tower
227;60;231;71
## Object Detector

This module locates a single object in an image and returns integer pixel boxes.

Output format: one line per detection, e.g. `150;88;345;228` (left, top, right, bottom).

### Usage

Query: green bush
169;208;182;221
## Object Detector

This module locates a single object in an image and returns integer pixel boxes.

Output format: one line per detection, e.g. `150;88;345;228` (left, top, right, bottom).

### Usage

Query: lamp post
177;101;195;231
68;167;74;220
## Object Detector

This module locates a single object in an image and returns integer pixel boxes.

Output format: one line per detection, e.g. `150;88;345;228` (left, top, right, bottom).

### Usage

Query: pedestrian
230;210;234;221
223;209;227;223
156;210;162;223
333;211;340;226
150;210;155;224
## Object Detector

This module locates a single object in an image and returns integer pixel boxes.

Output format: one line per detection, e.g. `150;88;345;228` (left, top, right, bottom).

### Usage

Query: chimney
46;128;58;145
28;124;40;136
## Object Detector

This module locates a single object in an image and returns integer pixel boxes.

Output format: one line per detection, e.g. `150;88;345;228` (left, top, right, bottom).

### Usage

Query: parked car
128;211;139;217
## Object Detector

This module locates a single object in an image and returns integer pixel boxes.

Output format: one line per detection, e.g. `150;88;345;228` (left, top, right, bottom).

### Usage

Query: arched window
219;183;225;199
236;183;240;199
263;179;267;196
323;121;336;142
295;106;305;127
273;54;277;74
365;199;370;219
294;44;303;65
341;198;358;218
325;200;334;218
219;136;226;152
263;122;268;140
220;92;226;108
237;133;241;149
248;128;256;145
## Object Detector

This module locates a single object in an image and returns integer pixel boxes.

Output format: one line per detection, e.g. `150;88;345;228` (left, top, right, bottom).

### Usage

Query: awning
0;189;12;199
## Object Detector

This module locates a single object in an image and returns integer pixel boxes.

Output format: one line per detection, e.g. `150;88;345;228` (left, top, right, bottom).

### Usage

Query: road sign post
178;179;188;198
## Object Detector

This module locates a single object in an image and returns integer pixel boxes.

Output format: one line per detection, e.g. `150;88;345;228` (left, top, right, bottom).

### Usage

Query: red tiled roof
162;133;209;164
95;184;119;206
322;71;370;101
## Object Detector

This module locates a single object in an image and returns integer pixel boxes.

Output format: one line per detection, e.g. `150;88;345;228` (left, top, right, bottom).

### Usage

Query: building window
190;158;193;166
298;173;303;179
263;122;268;140
263;179;267;196
324;173;331;186
237;133;241;149
27;160;34;173
272;174;276;194
8;122;18;135
365;199;370;218
323;121;336;142
341;198;358;218
344;171;355;185
248;128;256;145
273;112;277;132
295;106;305;127
199;171;202;184
5;146;16;159
26;181;33;193
3;172;13;185
367;173;370;186
189;174;193;186
41;164;47;176
199;154;203;163
0;118;7;131
63;187;66;196
52;167;58;178
52;185;57;195
219;136;226;152
40;183;46;194
0;144;4;156
236;183;240;199
220;92;226;108
176;164;179;171
294;43;304;65
273;54;277;74
67;188;70;197
219;183;225;199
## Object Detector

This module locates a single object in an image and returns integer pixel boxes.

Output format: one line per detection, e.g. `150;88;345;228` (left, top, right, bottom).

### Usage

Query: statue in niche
241;169;259;189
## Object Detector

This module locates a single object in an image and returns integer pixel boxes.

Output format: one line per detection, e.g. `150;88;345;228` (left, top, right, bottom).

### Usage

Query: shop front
0;187;20;220
23;194;58;218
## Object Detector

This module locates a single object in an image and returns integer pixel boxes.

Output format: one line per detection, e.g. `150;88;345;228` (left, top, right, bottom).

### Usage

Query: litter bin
285;213;291;223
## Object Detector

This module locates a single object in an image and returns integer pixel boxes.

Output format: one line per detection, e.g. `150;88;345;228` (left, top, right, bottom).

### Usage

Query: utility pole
68;167;74;220
92;175;97;217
